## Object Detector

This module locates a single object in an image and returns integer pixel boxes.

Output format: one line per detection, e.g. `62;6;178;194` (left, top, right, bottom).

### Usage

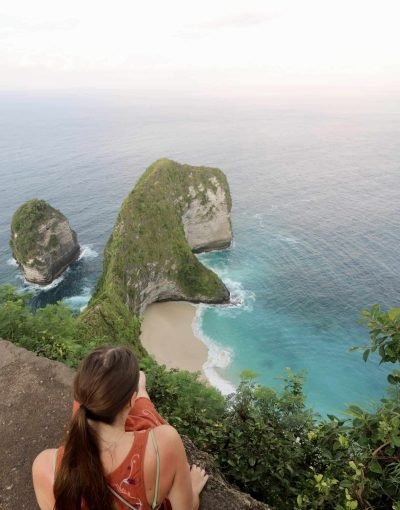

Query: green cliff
82;159;232;348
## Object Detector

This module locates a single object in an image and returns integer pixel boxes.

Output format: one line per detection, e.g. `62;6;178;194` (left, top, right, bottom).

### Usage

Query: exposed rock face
183;435;271;510
83;159;232;339
10;199;80;285
182;177;232;253
0;340;73;510
0;340;270;510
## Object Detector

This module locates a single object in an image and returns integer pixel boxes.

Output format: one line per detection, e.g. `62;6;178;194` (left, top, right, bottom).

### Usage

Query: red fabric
59;397;170;510
125;397;166;431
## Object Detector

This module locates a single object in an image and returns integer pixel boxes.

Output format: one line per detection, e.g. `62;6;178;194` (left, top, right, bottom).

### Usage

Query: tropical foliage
0;284;399;509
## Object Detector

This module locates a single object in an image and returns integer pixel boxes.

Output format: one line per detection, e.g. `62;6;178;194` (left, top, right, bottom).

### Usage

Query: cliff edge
0;340;270;510
10;199;80;285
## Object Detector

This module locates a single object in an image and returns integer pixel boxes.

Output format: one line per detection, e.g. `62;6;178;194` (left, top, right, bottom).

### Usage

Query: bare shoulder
151;424;187;466
33;449;56;477
153;424;183;448
32;449;57;510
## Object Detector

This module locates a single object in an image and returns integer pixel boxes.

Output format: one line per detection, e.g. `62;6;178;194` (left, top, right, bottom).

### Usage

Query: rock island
10;199;80;285
83;158;232;348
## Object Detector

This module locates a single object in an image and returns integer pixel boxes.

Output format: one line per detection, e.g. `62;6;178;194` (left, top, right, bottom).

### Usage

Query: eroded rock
182;177;232;253
10;199;80;285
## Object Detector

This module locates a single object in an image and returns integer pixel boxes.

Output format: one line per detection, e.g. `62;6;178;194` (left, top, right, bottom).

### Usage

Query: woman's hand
139;370;146;390
190;464;209;509
137;370;150;399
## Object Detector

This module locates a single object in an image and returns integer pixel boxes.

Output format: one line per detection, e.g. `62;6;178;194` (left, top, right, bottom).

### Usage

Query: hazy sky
1;0;399;96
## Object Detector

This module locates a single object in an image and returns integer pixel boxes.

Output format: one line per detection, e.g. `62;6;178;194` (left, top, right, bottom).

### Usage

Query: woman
32;346;209;510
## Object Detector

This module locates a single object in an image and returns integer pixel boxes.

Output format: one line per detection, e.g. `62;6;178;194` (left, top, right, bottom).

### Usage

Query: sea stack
82;159;232;343
10;199;80;285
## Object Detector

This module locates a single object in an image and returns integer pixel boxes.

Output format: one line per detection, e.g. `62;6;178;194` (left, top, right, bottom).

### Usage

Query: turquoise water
1;93;399;416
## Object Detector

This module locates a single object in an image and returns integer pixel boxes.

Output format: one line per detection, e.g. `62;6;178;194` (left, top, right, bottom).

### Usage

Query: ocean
1;92;399;417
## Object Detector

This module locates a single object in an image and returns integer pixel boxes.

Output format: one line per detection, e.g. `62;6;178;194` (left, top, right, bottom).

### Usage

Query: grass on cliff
10;199;66;265
82;159;231;344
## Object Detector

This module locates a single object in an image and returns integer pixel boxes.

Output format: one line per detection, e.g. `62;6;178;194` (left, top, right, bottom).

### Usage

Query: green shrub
1;284;399;509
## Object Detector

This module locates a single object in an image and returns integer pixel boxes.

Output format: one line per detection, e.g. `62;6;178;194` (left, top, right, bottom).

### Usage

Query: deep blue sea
1;92;399;417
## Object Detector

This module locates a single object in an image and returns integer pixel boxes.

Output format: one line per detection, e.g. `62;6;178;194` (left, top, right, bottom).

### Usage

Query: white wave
16;270;67;293
78;245;99;261
63;287;92;312
192;255;255;394
277;235;300;244
224;277;256;312
192;306;236;396
7;257;18;267
197;256;256;312
203;364;236;395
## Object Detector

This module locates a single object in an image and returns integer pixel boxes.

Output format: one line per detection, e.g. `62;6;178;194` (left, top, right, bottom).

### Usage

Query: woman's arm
161;427;208;510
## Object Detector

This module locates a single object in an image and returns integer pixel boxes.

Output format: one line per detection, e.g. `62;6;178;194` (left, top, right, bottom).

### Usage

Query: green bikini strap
150;428;160;510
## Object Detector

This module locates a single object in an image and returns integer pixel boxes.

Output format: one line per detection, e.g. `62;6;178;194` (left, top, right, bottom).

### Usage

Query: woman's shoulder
32;449;57;510
32;448;57;478
150;424;186;467
152;424;182;446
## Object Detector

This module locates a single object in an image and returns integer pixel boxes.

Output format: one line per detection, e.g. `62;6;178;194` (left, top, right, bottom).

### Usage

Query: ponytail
54;405;115;510
53;346;139;510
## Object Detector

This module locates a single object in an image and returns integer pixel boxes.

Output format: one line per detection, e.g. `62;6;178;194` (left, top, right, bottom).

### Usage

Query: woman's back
32;347;208;510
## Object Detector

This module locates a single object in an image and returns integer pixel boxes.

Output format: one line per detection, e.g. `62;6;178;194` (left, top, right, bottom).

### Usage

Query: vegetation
1;283;399;509
81;159;231;344
10;199;68;265
3;160;398;509
0;284;103;365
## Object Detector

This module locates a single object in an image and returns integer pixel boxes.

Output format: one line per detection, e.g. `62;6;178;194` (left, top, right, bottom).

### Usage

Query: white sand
140;302;208;373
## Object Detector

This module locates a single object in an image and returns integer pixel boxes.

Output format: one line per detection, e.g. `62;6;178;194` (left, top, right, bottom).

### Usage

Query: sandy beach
140;301;208;373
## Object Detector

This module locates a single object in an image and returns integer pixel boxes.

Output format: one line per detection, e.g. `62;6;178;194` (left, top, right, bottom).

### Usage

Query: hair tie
80;403;88;412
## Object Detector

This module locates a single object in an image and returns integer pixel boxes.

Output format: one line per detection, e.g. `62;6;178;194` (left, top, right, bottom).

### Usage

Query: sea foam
63;286;92;312
192;305;236;395
78;245;99;260
16;270;67;293
223;277;256;312
7;257;18;267
194;254;257;393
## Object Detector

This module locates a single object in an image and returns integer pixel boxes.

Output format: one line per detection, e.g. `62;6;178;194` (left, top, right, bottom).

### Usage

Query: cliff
0;340;270;510
82;159;232;345
10;199;80;285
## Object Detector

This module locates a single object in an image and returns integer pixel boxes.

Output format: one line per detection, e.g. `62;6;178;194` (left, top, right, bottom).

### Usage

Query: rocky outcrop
10;199;80;285
0;340;73;510
83;159;232;341
0;340;270;510
182;435;271;509
182;177;232;253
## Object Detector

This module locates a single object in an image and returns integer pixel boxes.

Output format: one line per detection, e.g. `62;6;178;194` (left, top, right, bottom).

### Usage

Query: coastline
140;301;208;374
141;301;236;395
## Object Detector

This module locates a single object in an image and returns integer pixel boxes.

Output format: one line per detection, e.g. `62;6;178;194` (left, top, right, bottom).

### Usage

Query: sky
1;0;399;97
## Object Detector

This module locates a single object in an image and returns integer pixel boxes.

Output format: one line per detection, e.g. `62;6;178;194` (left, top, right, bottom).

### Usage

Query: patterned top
57;398;171;510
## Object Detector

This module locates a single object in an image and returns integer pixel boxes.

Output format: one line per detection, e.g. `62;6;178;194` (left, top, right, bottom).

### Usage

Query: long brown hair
54;346;140;510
